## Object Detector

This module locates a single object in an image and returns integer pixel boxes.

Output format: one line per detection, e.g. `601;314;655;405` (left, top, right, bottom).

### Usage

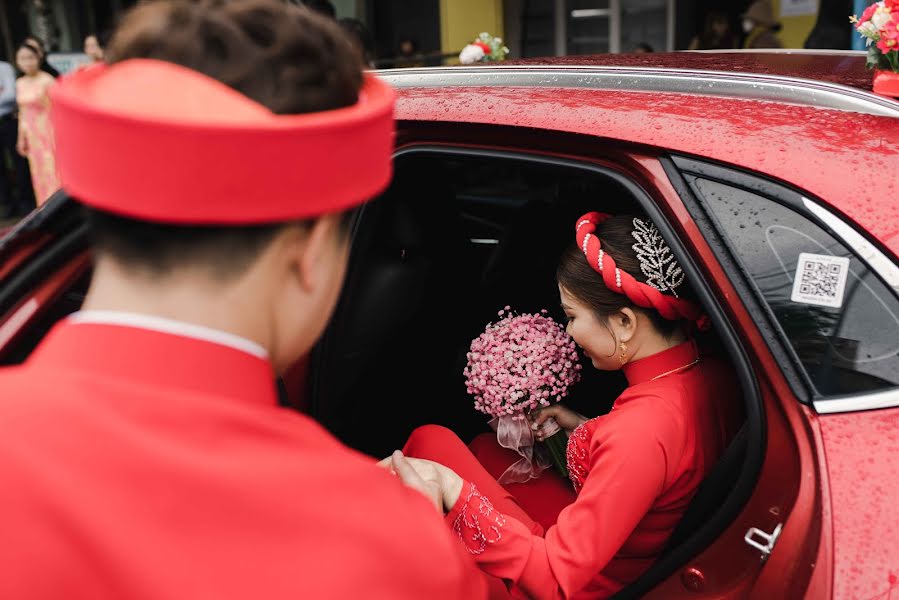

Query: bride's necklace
650;358;700;381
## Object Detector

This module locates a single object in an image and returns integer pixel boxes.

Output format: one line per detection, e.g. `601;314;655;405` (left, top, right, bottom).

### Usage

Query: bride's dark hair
556;215;696;339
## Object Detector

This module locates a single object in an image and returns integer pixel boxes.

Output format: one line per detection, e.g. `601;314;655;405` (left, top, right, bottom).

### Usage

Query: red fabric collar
51;59;395;224
28;321;278;408
621;338;699;386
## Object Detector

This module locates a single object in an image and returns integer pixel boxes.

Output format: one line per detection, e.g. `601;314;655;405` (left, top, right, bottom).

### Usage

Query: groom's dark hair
85;0;361;280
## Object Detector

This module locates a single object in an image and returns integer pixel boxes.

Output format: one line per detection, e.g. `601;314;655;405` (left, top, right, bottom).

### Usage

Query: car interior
0;148;757;599
310;149;753;592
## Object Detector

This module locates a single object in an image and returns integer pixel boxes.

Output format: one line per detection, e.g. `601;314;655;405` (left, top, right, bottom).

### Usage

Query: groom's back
0;321;483;599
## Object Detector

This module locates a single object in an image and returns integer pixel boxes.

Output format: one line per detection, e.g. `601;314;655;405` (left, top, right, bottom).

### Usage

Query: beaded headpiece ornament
575;212;710;330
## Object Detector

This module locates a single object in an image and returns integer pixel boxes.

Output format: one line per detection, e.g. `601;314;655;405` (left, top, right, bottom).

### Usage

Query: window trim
664;156;815;402
815;387;899;414
669;155;899;413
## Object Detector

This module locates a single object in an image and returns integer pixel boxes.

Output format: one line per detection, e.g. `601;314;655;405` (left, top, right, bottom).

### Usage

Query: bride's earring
619;341;628;365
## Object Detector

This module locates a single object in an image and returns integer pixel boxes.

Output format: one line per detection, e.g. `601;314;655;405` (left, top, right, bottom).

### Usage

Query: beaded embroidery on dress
451;484;506;555
566;420;595;493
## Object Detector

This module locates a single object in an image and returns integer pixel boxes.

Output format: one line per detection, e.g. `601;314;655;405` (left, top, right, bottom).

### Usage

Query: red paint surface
396;87;899;256
818;409;899;600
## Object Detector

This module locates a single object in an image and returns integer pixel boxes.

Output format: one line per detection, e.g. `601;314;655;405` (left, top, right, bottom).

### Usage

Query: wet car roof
390;53;899;254
503;51;873;93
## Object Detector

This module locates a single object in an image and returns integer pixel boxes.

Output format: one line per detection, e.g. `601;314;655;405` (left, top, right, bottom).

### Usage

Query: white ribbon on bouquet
490;413;561;484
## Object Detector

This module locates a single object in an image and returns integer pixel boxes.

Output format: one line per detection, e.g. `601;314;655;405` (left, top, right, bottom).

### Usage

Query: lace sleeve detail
450;483;506;555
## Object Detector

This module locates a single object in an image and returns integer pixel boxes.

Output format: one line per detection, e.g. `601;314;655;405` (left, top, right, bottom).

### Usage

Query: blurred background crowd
0;0;876;221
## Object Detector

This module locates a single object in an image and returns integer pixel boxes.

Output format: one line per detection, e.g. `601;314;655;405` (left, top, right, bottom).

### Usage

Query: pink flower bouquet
464;308;581;483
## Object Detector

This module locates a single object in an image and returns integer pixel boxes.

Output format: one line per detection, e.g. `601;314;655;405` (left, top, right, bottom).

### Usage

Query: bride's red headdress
50;59;395;224
575;212;710;330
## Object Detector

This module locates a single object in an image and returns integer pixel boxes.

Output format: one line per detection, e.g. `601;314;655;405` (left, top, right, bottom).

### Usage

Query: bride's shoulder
592;390;687;445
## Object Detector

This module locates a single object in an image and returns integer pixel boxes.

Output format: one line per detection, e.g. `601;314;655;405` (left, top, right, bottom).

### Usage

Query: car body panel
0;251;90;356
0;232;53;281
395;86;899;256
391;54;899;595
818;410;899;600
388;135;823;595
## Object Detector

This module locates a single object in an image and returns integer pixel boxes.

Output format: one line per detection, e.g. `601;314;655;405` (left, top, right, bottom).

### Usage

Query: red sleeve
444;403;683;599
386;471;491;600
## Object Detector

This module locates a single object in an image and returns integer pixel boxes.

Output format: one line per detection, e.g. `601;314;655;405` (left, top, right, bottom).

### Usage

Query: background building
0;0;861;69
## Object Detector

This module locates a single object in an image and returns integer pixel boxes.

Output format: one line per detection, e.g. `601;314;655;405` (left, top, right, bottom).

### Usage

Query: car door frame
312;121;814;599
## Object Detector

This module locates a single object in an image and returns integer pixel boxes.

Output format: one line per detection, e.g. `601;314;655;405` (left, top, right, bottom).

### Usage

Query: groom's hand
389;452;464;514
386;451;443;513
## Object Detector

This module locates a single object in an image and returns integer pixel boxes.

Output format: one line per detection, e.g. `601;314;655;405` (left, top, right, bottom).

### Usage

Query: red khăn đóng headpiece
575;212;710;330
50;59;396;224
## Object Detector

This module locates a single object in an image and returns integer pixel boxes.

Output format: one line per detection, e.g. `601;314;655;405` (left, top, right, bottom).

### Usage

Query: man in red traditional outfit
0;2;484;598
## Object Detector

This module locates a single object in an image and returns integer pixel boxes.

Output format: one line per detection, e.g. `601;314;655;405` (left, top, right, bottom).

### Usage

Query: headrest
51;59;396;224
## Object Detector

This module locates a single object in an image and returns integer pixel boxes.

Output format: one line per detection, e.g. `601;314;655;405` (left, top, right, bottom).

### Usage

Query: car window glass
690;176;899;397
317;152;643;454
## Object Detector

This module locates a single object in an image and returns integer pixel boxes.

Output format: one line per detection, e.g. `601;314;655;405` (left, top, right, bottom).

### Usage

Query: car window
689;176;899;397
316;151;643;455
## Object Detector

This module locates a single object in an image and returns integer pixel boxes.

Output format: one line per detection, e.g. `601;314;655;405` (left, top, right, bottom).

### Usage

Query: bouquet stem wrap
490;414;569;484
491;413;549;484
538;418;570;481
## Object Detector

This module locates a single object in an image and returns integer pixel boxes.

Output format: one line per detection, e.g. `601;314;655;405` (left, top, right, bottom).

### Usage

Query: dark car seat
312;157;481;455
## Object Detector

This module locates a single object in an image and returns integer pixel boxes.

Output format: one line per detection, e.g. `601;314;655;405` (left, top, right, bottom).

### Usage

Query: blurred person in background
340;18;376;68
397;38;425;68
741;0;783;49
15;43;59;206
84;33;106;64
688;11;737;50
23;36;60;78
633;42;654;53
0;59;34;217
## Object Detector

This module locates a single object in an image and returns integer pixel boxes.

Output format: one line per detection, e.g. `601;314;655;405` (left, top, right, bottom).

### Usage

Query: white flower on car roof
871;6;891;30
459;44;486;65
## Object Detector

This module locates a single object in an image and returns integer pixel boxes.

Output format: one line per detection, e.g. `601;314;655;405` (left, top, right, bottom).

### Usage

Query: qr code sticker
790;253;850;308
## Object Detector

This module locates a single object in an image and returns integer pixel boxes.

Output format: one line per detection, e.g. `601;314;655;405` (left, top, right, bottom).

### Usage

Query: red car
1;51;898;599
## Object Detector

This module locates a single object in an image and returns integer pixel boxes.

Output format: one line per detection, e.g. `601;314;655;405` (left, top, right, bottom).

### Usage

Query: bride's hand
380;451;464;513
529;404;587;440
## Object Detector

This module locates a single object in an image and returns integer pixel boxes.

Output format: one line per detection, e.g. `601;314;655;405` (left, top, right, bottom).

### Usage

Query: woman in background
23;36;60;78
688;11;737;50
742;0;783;49
84;33;106;65
15;43;59;206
